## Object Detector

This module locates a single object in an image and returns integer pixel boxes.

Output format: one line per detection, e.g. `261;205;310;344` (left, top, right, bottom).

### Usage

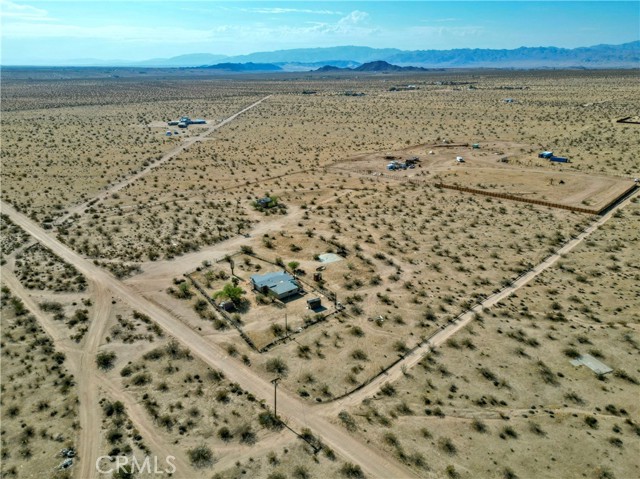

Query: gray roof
270;281;300;296
251;271;299;295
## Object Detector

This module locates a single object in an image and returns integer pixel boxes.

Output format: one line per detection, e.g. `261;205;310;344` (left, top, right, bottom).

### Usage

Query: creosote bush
188;445;214;468
96;351;117;370
265;357;289;376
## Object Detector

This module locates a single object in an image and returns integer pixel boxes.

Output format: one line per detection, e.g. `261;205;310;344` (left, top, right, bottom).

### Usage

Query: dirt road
75;283;111;479
1;266;78;354
1;267;102;479
98;379;193;478
1;247;189;478
55;95;272;224
127;188;354;287
1;199;417;479
5;185;632;478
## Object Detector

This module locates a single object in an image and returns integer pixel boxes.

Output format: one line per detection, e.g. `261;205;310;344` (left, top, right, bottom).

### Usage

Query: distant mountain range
16;42;639;69
181;42;640;69
313;61;435;73
199;62;283;72
195;60;434;73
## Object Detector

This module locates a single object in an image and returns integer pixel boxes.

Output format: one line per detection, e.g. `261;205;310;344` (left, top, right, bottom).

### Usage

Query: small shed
307;298;322;310
219;301;236;312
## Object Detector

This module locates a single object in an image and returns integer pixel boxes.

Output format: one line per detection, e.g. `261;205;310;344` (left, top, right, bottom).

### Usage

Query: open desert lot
1;68;638;479
332;197;639;478
0;286;80;479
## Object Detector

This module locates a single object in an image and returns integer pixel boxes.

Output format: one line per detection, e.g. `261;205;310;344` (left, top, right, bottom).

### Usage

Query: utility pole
285;308;289;339
271;377;281;418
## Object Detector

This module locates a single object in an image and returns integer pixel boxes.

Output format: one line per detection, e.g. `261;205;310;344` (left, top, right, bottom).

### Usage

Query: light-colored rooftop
570;354;613;375
250;271;299;297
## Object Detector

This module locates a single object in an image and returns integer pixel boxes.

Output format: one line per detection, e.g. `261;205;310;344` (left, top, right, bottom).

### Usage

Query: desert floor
1;68;638;479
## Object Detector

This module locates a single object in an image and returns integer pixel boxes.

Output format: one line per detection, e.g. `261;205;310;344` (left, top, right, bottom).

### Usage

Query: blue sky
1;1;638;64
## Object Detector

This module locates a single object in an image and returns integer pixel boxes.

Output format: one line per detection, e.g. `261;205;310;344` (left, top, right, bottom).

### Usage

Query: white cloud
300;10;373;36
0;0;56;22
338;10;369;25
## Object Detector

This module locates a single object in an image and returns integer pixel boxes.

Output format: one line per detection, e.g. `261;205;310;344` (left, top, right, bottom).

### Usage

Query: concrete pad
570;354;613;375
318;253;344;264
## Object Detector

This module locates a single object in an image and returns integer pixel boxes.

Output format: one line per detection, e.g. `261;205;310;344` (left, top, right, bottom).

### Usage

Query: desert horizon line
3;39;638;68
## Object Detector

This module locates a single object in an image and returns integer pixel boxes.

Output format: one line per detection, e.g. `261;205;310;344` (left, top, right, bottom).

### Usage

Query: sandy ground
1;249;188;478
333;141;635;211
2;70;638;479
326;188;638;413
333;194;639;478
1;200;417;479
56;96;271;225
2;183;635;477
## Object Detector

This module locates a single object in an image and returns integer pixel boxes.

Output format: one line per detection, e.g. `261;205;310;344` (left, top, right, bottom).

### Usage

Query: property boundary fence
432;143;470;148
329;166;637;216
330;326;444;402
180;185;637;404
185;250;342;354
597;183;639;215
435;182;638;215
186;273;259;351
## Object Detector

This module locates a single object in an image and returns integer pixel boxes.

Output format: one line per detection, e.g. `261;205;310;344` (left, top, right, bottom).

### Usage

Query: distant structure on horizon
167;116;206;128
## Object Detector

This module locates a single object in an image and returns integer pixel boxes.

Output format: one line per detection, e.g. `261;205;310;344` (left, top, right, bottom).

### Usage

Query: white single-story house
250;271;300;300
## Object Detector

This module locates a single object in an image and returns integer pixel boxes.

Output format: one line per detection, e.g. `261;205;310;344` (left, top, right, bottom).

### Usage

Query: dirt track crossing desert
2;67;639;479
